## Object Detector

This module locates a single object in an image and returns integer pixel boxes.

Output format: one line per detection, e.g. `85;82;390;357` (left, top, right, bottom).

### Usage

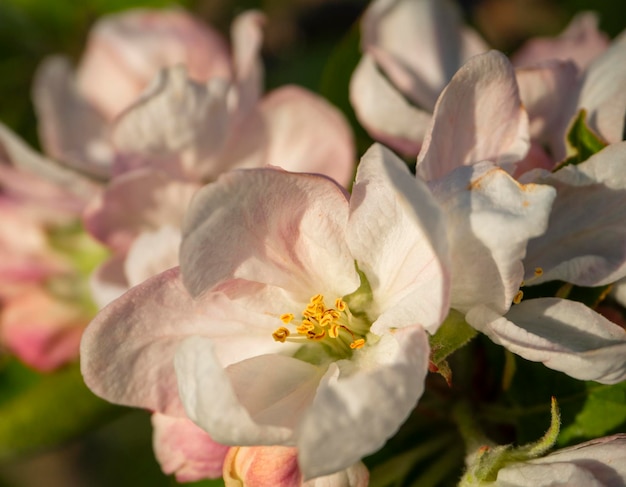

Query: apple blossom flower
81;143;450;480
350;0;611;157
413;49;626;384
24;8;355;188
31;8;232;178
0;165;103;371
223;445;369;487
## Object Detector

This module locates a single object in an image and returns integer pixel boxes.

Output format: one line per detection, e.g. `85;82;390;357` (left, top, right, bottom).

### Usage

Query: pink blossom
223;445;369;487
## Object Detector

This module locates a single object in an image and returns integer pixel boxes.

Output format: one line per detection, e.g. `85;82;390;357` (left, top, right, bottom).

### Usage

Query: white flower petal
231;10;265;115
297;326;430;479
81;268;283;415
525;142;626;286
0;121;97;201
361;0;488;109
221;85;355;187
125;225;181;287
467;298;626;384
431;162;555;314
497;434;626;487
349;55;432;156
175;336;318;445
348;144;450;333
181;168;359;301
112;66;232;180
33;56;113;179
515;60;580;162
417;51;530;181
512;12;609;70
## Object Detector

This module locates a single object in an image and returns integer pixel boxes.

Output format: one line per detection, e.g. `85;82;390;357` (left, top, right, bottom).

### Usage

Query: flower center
272;294;367;355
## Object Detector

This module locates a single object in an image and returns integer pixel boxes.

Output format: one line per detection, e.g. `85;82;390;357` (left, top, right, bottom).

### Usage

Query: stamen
513;290;524;305
272;327;290;342
274;294;367;354
534;267;544;277
350;339;365;350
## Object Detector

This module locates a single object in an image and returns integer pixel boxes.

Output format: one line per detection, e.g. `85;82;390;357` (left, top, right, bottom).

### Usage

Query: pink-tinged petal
181;168;359;302
578;32;626;144
0;165;84;218
348;144;449;334
431;162;555;315
81;268;285;415
112;67;232;180
524;142;626;286
89;254;129;309
224;446;301;487
1;288;84;371
124;225;181;287
75;8;232;119
349;55;432;156
221;86;356;187
497;434;626;486
467;298;626;384
515;60;580;161
512;142;557;180
224;446;369;487
175;336;319;445
512;12;609;70
33;56;112;179
152;413;229;482
84;168;196;253
0;122;97;203
362;0;488;110
297;326;430;479
417;51;530;181
231;11;265;115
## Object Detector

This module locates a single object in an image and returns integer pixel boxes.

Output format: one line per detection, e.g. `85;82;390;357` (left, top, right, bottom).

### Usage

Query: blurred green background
0;0;624;486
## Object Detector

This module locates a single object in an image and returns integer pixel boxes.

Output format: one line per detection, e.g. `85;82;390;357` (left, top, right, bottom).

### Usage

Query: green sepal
555;109;607;170
459;398;560;485
429;309;478;369
0;360;124;460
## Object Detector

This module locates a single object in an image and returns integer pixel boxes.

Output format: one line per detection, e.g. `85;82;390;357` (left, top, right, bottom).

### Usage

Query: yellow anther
534;267;544;277
280;313;294;324
297;323;313;334
350;339;365;350
272;327;290;342
513;290;524;305
274;294;366;352
307;329;326;341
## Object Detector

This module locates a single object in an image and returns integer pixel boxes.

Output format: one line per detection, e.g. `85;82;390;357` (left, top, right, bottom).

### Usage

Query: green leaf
0;361;124;460
558;381;626;446
555;109;607;170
